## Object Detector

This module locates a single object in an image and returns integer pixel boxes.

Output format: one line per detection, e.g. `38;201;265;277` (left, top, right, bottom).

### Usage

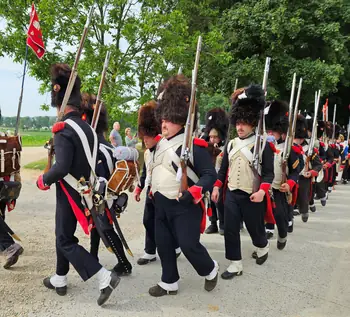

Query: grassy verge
24;158;47;170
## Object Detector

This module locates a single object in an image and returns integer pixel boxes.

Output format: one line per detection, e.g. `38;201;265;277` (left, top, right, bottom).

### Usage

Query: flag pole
14;44;29;136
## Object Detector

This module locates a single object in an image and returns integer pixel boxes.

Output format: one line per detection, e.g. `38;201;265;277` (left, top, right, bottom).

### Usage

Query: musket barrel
91;50;111;130
262;57;271;93
59;6;95;119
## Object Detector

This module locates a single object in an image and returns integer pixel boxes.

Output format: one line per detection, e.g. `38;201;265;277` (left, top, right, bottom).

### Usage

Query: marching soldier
203;108;229;235
36;64;119;305
148;74;219;296
293;115;322;223
212;85;275;280
264;100;302;247
80;93;132;276
133;100;181;265
305;114;327;212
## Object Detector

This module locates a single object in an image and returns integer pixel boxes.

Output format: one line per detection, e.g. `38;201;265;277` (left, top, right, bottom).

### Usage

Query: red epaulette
292;145;303;155
154;134;162;142
320;142;325;147
268;142;279;154
193;138;208;148
313;147;319;154
52;122;66;133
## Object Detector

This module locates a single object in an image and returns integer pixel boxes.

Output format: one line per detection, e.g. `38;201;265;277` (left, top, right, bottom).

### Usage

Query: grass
20;131;52;147
24;158;47;170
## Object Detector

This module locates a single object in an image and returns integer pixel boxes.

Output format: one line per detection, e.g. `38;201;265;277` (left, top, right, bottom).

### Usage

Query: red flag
26;3;45;59
322;98;328;120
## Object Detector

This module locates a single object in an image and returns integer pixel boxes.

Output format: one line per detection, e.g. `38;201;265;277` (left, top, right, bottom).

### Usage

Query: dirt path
1;150;350;317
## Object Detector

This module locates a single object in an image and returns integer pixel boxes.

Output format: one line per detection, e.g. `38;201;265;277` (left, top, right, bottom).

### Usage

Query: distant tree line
0;116;56;130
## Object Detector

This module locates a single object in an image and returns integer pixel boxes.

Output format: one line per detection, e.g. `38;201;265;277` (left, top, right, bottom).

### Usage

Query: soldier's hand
250;189;265;203
133;187;142;202
36;175;50;191
304;171;312;178
178;191;193;205
211;187;220;203
279;183;290;193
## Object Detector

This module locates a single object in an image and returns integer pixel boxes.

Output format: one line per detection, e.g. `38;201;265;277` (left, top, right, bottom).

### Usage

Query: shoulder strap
64;119;98;182
99;144;114;175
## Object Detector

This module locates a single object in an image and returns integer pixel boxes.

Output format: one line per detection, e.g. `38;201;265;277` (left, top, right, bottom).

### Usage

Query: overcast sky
0;55;56;117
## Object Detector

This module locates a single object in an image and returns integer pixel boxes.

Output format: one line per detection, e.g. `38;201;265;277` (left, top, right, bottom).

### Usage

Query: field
0;128;52;147
20;130;52;147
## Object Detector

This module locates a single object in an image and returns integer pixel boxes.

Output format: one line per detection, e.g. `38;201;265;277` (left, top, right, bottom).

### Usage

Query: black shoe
113;262;132;276
301;213;309;223
256;253;268;265
221;270;243;280
252;251;257;259
137;257;156;265
148;284;178;297
97;271;121;306
310;205;316;213
219;228;224;236
205;223;218;234
321;198;327;206
277;240;287;250
43;277;67;296
205;273;218;291
3;245;23;270
288;224;294;233
266;231;274;240
293;209;300;216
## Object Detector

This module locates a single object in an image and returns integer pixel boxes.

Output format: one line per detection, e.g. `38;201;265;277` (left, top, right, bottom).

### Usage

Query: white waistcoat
151;134;185;199
272;142;286;189
227;136;255;194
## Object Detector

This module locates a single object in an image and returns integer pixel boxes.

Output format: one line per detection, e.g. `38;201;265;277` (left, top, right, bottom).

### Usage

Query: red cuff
286;179;296;191
259;183;271;192
214;180;223;188
193;138;208;148
341;165;345;169
188;185;203;204
348;154;350;159
37;174;50;191
135;186;142;195
310;170;318;177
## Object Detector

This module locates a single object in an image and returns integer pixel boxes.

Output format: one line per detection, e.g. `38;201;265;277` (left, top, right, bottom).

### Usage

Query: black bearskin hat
301;111;314;132
265;100;289;134
205;108;229;144
155;74;197;128
138;100;161;138
51;63;81;109
295;114;308;139
317;121;326;138
230;84;265;127
325;121;333;138
80;93;108;134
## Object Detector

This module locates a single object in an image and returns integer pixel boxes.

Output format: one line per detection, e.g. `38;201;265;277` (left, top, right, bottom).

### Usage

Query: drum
108;160;138;194
0;135;22;177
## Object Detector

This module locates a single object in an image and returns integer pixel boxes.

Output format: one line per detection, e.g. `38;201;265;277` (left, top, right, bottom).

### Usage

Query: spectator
124;127;138;148
109;122;123;148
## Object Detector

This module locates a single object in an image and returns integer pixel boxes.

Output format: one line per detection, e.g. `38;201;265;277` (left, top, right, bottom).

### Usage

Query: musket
0;213;21;242
291;78;303;141
331;104;337;143
281;73;297;203
58;6;94;120
44;6;94;171
178;66;183;75
252;57;271;193
233;78;238;91
179;36;202;193
304;90;321;173
91;51;111;130
347;117;350;142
